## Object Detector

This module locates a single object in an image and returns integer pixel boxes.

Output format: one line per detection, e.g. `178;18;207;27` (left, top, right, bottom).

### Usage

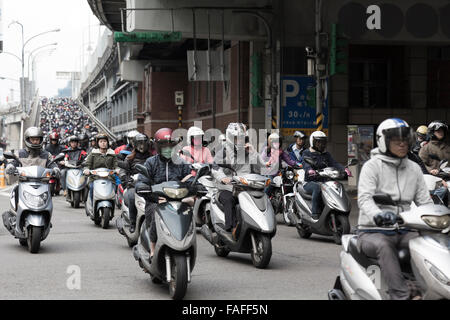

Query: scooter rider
6;127;60;177
181;126;214;172
135;128;192;262
302;131;350;220
83;133;120;207
61;135;88;197
287;130;308;163
120;133;153;233
45;132;66;157
211;123;264;239
357;118;432;300
87;136;97;154
412;125;429;155
260;132;299;195
419;121;450;175
115;130;139;159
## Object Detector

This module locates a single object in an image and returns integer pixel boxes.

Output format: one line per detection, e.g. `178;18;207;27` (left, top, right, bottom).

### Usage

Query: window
428;46;450;109
349;60;389;108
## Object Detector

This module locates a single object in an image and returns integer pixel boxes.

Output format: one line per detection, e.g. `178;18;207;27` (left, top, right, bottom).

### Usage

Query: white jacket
357;148;432;230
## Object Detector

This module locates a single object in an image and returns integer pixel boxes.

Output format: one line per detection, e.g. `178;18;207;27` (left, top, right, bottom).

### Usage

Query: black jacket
302;149;345;182
120;151;152;188
136;155;191;201
45;144;66;157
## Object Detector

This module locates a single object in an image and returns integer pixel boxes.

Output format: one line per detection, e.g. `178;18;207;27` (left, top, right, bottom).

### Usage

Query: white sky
0;0;105;103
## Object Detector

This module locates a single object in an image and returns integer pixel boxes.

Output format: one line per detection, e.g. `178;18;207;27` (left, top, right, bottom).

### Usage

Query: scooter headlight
163;188;188;199
424;259;450;286
285;171;294;180
23;191;48;207
422;215;450;230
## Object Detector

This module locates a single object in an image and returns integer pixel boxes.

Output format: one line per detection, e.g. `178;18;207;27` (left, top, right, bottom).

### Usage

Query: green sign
330;24;348;76
114;31;182;43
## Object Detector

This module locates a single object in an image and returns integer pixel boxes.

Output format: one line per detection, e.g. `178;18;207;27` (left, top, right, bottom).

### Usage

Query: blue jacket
302;149;345;182
286;143;307;163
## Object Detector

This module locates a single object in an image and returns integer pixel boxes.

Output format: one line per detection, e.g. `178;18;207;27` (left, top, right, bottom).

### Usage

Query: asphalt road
0;186;359;300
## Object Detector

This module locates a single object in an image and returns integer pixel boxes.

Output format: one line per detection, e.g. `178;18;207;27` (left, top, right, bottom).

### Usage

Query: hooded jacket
82;148;118;182
211;142;264;192
357;148;432;231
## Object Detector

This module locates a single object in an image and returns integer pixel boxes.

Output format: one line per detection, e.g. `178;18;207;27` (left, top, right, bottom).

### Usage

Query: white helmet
226;123;247;146
187;126;205;144
127;130;140;147
310;131;327;153
268;132;281;146
376;118;413;154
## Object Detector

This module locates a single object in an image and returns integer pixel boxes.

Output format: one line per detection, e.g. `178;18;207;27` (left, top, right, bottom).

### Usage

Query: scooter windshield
17;166;52;179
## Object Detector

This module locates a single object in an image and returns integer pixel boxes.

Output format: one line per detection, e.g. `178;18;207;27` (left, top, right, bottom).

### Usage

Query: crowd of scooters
1;97;449;300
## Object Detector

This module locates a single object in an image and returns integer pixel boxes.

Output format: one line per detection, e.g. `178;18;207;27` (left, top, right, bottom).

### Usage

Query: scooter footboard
340;251;382;300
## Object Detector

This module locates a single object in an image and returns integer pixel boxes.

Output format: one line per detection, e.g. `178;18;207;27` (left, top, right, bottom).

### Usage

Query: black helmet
95;133;110;148
428;121;448;140
133;133;149;154
68;135;79;143
24;127;44;151
116;134;125;145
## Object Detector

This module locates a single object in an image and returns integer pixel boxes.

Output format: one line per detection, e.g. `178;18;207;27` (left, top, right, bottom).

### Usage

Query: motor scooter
84;168;116;229
200;164;276;269
116;174;147;247
65;159;89;208
292;158;358;245
2;152;64;253
133;164;206;300
329;194;450;300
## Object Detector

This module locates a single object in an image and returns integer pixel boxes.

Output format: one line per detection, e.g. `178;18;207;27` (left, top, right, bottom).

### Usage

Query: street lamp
8;21;60;149
27;43;58;80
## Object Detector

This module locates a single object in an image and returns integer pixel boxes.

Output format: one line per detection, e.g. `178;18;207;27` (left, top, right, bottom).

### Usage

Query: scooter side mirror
372;194;396;206
3;151;22;167
440;160;448;170
135;164;150;180
348;159;359;167
51;153;65;164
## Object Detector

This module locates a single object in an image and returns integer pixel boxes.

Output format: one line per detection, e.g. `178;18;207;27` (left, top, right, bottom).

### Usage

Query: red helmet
154;128;176;145
49;132;59;140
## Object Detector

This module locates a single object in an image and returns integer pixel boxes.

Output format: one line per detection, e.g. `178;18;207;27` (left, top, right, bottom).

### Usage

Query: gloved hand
345;168;352;177
52;167;61;179
308;169;317;176
6;164;16;175
373;211;398;227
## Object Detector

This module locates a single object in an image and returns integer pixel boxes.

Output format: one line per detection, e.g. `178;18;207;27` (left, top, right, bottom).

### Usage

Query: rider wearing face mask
135;128;192;262
260;132;299;195
211;123;264;240
181;126;214;174
358;118;432;300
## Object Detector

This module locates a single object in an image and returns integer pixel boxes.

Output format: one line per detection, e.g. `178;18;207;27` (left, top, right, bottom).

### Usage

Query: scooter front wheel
214;240;230;257
169;254;188;300
73;191;81;209
283;198;296;226
251;233;272;269
296;224;312;239
27;226;43;254
331;215;350;245
101;208;111;229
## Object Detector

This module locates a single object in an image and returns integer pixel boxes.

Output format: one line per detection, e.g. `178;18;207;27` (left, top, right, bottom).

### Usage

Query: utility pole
315;0;324;132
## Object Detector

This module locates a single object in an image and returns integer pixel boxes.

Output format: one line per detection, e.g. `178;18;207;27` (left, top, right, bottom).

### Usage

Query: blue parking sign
281;76;328;136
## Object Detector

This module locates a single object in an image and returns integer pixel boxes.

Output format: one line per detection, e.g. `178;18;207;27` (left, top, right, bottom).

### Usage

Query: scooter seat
348;236;411;270
348;237;379;268
297;184;313;200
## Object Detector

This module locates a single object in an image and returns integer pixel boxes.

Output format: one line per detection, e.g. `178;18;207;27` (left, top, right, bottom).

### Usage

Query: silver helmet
24;127;44;151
